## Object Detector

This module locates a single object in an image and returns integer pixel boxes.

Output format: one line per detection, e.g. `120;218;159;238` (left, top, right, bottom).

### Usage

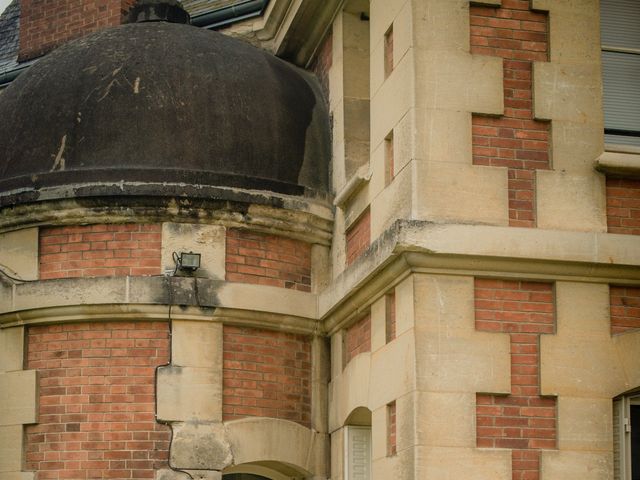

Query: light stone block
533;63;602;123
331;330;345;380
370;295;386;352
1;473;35;480
375;449;416;480
613;332;640;394
371;405;386;460
225;417;317;473
531;0;599;63
370;0;408;48
0;370;37;426
393;0;413;68
0;327;24;373
541;282;627;398
157;366;221;422
416;446;511;480
395;275;414;337
216;283;316;319
416;162;509;227
414;51;503;115
369;332;415;409
412;0;470;54
417;109;472;165
370;162;413;240
342;11;370;100
0;228;38;281
541;450;612;480
161;223;225;280
557;397;613;452
13;277;126;312
415;391;477;448
536;171;606;232
330;429;344;480
328;353;371;432
549;121;604;173
370;52;414;147
171;320;221;368
170;421;231;471
413;274;511;394
368;110;413;200
0;425;23;472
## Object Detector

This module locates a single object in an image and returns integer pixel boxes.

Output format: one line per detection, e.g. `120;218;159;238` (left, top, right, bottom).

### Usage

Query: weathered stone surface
170;422;232;471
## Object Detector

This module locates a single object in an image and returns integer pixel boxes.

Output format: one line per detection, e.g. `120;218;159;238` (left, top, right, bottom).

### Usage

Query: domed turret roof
0;3;330;207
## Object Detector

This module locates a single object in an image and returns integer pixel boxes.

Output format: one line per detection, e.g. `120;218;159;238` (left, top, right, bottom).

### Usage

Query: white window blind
345;426;371;480
601;0;640;147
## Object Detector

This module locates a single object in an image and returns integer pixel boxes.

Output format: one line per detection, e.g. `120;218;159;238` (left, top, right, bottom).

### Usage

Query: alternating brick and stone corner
470;1;550;228
475;279;557;480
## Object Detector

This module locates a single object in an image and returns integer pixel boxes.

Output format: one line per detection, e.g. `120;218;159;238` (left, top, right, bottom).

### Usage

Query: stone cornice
2;221;639;336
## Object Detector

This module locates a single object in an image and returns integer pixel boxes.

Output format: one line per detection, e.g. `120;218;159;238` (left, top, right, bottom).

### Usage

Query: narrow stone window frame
613;391;640;480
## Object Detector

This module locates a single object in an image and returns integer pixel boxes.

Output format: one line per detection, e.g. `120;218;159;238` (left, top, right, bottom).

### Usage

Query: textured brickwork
385;291;396;343
387;401;397;456
223;326;312;428
470;1;550;228
225;229;312;291
39;224;161;280
610;286;640;335
343;313;371;366
475;279;556;480
345;208;371;266
606;178;640;235
19;0;135;61
25;322;171;479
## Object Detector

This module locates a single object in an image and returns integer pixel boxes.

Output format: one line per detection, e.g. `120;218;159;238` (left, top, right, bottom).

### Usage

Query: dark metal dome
0;13;330;207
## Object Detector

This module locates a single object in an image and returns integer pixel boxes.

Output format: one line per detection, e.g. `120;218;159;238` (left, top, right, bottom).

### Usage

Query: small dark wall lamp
172;251;201;273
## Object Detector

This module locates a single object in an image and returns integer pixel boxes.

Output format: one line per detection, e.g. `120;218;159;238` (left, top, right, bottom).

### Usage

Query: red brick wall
610;286;640;335
606;178;640;235
39;224;161;280
387;401;397;456
225;229;312;292
343;313;371;366
345;208;371;266
222;326;312;428
19;0;135;61
25;322;170;479
385;292;396;343
470;1;550;228
475;279;556;480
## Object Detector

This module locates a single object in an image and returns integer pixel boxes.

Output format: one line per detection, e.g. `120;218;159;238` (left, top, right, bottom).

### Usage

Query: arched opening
344;407;372;480
222;461;310;480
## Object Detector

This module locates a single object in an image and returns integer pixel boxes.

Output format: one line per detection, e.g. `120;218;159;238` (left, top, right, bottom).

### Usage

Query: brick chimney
18;0;136;61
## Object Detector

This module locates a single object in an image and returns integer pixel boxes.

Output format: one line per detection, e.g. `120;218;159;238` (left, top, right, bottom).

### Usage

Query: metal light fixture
173;251;201;273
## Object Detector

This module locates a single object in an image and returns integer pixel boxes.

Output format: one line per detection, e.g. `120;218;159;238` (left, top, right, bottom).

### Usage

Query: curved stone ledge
0;194;334;245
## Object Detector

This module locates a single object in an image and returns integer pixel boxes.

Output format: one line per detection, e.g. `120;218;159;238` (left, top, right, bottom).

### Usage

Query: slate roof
181;0;241;17
0;0;19;72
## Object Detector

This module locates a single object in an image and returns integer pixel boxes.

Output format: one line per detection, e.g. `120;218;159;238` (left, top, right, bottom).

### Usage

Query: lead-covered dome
0;5;330;207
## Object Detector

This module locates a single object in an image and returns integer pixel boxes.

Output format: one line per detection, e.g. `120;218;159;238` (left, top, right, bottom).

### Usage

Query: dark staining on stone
0;19;330;208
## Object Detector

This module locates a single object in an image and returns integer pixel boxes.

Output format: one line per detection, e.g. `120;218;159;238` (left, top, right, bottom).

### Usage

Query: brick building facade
0;0;638;479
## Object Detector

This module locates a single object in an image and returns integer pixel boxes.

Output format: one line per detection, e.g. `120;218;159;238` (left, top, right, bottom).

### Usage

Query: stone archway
223;460;310;480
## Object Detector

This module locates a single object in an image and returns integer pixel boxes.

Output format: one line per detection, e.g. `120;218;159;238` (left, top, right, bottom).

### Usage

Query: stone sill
596;146;640;178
